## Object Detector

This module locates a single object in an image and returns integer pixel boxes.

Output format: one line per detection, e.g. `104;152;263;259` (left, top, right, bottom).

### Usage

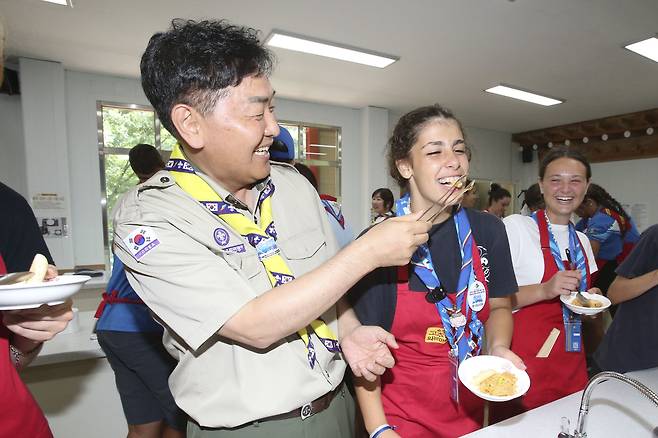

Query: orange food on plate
475;370;517;396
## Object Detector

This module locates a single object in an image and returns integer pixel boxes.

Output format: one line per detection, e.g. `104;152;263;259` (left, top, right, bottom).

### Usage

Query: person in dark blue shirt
594;224;658;373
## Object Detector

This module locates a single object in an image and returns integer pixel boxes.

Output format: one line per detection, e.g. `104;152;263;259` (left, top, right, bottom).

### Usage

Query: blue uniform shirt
96;255;163;332
577;210;640;261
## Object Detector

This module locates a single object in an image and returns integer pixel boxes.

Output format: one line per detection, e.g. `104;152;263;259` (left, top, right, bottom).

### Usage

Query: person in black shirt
0;181;73;438
0;182;54;273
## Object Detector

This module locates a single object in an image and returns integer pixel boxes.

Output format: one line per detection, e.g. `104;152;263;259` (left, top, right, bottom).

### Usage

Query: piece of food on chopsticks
473;369;517;396
25;254;49;284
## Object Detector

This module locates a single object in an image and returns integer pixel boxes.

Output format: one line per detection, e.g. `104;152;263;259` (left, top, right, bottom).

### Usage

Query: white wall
360;106;390;225
0;94;27;197
65;71;152;266
464;125;513;182
590;158;658;232
20;58;75;268
510;142;540;213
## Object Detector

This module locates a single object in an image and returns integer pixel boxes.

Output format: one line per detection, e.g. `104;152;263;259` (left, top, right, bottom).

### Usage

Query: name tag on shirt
425;327;447;344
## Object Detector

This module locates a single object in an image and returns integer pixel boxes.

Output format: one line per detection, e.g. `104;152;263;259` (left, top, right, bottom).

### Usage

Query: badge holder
564;314;582;353
449;349;460;404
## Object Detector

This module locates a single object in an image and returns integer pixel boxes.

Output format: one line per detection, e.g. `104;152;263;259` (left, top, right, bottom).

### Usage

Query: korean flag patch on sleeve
124;227;160;260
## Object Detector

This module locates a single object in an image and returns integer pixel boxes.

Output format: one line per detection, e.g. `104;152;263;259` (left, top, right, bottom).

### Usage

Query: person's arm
337;297;399;381
510;270;582;310
220;215;429;348
355;376;401;438
607;270;658;305
589;239;601;257
486;296;525;369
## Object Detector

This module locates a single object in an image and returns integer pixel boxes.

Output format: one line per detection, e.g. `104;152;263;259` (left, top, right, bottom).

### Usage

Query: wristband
370;424;396;438
9;342;42;368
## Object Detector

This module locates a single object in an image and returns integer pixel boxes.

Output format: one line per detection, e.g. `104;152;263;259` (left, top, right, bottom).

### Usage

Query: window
279;121;342;199
97;102;176;266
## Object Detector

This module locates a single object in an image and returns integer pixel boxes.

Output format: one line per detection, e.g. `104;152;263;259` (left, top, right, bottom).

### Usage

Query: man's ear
396;158;413;180
171;104;203;150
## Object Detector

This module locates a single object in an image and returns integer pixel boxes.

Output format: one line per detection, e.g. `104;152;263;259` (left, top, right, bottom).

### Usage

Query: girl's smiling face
396;119;469;217
371;195;389;215
539;157;590;224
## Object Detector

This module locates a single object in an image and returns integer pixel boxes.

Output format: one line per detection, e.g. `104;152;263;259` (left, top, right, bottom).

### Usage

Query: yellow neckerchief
166;145;339;368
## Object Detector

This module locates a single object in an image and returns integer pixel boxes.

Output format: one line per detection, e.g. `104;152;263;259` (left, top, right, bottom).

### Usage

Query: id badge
449;349;460;404
564;318;582;352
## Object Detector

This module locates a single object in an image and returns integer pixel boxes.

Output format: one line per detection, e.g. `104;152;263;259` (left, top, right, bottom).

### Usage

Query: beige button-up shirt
113;163;346;427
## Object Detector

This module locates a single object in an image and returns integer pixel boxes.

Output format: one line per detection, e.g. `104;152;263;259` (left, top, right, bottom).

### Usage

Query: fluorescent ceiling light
625;36;658;63
41;0;72;5
266;31;398;68
484;85;563;106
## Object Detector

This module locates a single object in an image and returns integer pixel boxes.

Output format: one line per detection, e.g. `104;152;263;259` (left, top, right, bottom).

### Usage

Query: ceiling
2;0;657;132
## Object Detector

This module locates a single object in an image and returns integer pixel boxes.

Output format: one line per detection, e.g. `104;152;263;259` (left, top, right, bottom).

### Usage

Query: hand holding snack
26;254;49;283
0;254;57;285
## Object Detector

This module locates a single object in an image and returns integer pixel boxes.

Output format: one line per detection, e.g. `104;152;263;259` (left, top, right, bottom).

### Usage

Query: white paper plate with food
0;275;90;310
560;292;611;316
458;355;530;402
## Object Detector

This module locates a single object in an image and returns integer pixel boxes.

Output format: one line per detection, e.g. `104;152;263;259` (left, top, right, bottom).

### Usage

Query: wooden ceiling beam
536;134;658;164
512;107;658;147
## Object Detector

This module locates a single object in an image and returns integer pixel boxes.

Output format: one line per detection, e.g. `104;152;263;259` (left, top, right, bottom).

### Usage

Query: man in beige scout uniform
113;19;430;437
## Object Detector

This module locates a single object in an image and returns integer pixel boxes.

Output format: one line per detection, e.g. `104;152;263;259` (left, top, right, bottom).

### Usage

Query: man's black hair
140;19;275;140
129;143;165;178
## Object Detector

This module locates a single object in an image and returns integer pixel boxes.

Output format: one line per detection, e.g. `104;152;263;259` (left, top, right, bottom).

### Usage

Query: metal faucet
558;371;658;438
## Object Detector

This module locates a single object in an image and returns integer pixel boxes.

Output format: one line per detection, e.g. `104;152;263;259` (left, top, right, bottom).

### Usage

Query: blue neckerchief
395;194;484;363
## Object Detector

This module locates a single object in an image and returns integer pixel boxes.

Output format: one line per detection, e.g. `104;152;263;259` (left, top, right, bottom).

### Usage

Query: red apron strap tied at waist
94;290;145;318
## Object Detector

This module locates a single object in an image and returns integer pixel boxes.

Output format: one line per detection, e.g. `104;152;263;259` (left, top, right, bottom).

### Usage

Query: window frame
279;119;343;198
96;101;168;266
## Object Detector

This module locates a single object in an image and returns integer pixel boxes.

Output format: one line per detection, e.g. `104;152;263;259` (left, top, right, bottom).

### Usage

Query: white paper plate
0;275;90;310
560;292;611;316
458;355;530;402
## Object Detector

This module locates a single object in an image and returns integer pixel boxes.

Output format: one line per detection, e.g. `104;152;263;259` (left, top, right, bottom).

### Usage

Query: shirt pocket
278;228;326;260
220;250;262;279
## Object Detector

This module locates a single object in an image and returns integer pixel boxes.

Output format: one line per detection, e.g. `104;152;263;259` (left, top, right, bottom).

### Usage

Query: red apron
492;212;589;422
381;255;491;438
94;290;144;318
0;255;53;438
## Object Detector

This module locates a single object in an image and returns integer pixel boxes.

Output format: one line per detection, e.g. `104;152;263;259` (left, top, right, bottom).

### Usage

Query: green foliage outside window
103;107;155;149
100;105;173;266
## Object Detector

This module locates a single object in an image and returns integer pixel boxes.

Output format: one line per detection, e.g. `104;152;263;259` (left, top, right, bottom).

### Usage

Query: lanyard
533;209;586;352
395;195;485;363
533;210;588;292
166;145;340;368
